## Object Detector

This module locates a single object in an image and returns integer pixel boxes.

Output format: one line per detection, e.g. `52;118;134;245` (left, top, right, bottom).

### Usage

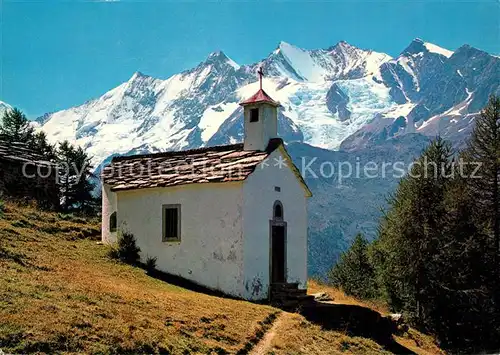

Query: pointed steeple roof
240;66;280;107
240;88;280;107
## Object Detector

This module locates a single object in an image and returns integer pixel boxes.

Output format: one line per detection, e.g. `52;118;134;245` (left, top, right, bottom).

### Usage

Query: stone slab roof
0;140;53;166
102;138;284;192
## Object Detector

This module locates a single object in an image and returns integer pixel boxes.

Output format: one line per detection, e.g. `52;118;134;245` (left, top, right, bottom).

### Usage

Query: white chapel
101;73;312;301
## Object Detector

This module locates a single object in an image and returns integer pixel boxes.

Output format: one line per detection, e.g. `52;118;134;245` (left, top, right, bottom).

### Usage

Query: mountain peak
401;38;427;56
402;38;453;58
453;44;495;61
327;40;362;54
278;40;293;48
277;41;301;52
205;50;240;69
129;71;150;82
335;40;355;49
207;50;226;59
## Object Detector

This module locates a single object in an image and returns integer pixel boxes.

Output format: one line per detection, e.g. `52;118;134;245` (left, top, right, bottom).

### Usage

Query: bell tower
240;68;280;151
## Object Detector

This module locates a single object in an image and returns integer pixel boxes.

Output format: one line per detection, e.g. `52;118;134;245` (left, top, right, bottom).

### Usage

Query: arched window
110;211;117;232
273;201;283;220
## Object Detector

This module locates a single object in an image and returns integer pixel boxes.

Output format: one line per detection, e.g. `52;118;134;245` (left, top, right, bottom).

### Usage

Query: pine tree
460;95;500;351
28;131;56;161
57;141;76;211
374;138;453;325
465;95;500;263
0;108;34;143
328;233;377;299
373;135;500;351
431;169;498;351
69;146;97;214
56;141;97;214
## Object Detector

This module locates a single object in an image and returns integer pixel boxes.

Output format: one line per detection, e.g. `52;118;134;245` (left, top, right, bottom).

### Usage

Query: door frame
269;219;287;287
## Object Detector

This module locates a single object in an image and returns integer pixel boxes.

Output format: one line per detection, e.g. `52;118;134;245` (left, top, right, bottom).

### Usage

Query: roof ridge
112;143;245;162
103;138;285;192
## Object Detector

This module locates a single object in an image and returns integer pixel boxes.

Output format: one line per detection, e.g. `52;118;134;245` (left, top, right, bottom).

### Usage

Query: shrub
108;231;141;265
0;199;4;218
145;256;157;275
107;246;120;260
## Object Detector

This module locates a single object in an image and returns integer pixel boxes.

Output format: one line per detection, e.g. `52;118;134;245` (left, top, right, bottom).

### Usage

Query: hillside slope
0;202;442;354
0;202;276;353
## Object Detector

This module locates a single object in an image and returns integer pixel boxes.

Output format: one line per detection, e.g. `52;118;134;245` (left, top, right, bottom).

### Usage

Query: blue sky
1;0;499;118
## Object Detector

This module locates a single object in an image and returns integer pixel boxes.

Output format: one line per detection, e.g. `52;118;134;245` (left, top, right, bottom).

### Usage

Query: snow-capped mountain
39;39;498;166
0;101;12;119
253;41;391;82
38;40;397;164
341;39;499;150
40;51;253;162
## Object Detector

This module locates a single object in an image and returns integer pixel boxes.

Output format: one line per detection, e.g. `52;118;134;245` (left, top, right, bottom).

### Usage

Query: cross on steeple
257;66;264;90
240;65;280;151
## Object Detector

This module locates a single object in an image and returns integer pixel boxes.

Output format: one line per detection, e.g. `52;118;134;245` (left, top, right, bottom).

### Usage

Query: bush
0;199;4;218
108;231;141;265
145;256;157;275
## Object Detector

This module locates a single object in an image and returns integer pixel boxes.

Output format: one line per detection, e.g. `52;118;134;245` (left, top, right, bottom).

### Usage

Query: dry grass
266;312;390;355
394;329;445;355
0;201;276;354
0;201;445;354
306;280;446;355
307;279;389;315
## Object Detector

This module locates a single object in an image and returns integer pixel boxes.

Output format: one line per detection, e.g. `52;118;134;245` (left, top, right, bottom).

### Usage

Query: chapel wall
115;182;246;298
242;148;308;300
101;183;117;244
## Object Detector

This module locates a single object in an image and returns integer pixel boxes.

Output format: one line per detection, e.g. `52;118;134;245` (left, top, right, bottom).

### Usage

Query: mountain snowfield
36;38;500;167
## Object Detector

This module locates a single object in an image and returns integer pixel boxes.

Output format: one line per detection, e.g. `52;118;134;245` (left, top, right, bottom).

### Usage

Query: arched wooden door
270;201;287;283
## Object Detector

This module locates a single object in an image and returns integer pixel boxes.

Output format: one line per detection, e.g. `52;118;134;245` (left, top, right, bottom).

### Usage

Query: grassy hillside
0;201;442;354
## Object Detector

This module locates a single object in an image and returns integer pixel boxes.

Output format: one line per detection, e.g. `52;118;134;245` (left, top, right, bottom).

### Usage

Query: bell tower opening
249;108;259;122
239;67;281;151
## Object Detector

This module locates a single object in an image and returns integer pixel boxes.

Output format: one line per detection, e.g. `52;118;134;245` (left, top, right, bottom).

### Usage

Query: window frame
249;108;259;122
162;204;181;242
109;211;117;233
273;200;284;220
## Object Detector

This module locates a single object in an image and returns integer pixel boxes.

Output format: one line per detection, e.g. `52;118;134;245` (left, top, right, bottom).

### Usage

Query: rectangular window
162;204;181;242
250;108;259;122
110;211;117;232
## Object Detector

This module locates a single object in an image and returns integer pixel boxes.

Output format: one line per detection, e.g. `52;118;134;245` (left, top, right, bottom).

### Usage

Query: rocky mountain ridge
37;39;498;168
